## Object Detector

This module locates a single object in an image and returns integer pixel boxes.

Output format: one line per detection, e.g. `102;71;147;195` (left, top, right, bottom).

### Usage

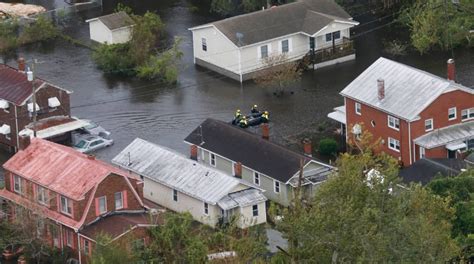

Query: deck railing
308;37;355;64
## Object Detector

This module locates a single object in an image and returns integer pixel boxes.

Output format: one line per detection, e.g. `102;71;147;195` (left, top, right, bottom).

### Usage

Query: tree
253;54;303;95
400;0;474;54
91;234;136;264
128;11;165;64
278;148;459;262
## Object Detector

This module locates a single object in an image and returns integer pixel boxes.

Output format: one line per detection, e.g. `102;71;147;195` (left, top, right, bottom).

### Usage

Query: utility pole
27;60;37;138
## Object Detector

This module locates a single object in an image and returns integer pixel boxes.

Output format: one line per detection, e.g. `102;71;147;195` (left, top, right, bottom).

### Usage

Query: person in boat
251;104;259;114
261;111;269;123
231;109;242;125
239;116;249;128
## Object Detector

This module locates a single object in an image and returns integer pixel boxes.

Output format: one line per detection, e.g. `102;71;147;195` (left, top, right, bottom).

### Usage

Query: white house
188;0;359;82
112;138;267;229
86;11;134;44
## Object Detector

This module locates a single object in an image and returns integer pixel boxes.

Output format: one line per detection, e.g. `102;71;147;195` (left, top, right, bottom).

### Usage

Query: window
37;185;47;205
281;39;289;53
209;153;216;167
461;108;474;120
254;172;260;186
114;192;123;210
424;119;433;131
448;107;456;120
201;37;207;51
355;102;361;115
260;45;268;59
98;196;107;214
84;240;90;255
333;31;341;39
325;31;341;42
173;189;178;202
60;196;72;215
388;137;400;152
419;147;425;159
274;180;280;193
388;115;400;130
13;175;22;194
204;202;209;215
309;37;315;50
252;204;258;217
325;33;332;42
66;230;73;247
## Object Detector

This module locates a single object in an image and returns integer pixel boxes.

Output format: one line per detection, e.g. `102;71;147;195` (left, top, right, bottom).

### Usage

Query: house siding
314;22;351;49
238;202;267;229
88;20;112;44
110;27;132;44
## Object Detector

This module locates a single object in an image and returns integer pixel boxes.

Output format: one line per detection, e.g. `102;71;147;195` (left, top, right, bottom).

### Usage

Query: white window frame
37;185;48;205
98;196;107;214
281;39;290;53
448;107;456;120
424;118;433;132
173;189;178;202
461;108;474;121
209;153;216;167
13;175;22;194
204;202;209;215
355;102;361;115
114;192;123;210
274;180;280;193
201;37;207;51
258;44;270;59
66;230;73;247
388;137;400;152
387;115;399;131
60;196;72;215
252;204;258;217
254;172;260;186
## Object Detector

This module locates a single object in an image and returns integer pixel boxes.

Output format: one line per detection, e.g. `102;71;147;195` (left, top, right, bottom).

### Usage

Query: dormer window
37;185;48;205
60;195;72;215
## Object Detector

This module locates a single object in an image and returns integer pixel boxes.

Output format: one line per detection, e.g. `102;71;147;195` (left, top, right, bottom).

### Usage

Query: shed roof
399;158;467;186
0;64;70;105
191;0;355;47
3;138;134;200
112;138;257;205
88;11;134;31
340;57;474;121
184;118;332;183
413;121;474;149
217;189;267;210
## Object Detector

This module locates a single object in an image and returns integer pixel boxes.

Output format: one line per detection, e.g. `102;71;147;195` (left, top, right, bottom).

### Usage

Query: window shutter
123;191;128;209
95;198;100;216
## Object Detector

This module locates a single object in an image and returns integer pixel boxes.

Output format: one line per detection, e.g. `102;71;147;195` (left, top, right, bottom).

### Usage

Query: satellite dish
236;32;244;45
352;124;362;135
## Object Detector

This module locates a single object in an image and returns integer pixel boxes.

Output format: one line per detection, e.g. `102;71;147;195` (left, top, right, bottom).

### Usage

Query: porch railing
308;37;355;64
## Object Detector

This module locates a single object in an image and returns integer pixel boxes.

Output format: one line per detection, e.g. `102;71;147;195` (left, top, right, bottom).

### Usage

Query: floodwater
0;0;473;164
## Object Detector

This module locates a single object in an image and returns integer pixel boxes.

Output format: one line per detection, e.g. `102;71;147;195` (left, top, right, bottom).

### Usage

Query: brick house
328;57;474;166
0;63;77;152
0;137;158;264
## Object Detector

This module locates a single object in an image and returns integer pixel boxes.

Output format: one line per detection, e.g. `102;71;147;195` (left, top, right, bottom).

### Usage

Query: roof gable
340;57;473;121
89;11;134;31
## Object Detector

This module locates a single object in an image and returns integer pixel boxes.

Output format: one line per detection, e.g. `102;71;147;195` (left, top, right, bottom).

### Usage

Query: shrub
19;16;58;44
92;43;135;76
319;138;338;156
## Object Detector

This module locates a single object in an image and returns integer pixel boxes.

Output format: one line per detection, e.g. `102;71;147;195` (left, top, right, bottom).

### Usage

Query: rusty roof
3;138;135;200
0;64;71;105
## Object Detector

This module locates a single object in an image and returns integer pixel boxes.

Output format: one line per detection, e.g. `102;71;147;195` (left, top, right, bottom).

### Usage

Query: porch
306;37;355;65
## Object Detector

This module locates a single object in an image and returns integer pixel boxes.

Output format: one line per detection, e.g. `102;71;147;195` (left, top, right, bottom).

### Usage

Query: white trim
448;107;456;120
424;118;434;132
203;202;209;215
387;115;400;131
172;189;178;202
209;152;216;167
114;191;123;210
419;146;425;159
355;102;361;115
273;180;280;193
98;195;107;214
388;137;400;152
253;172;260;186
408;121;412;165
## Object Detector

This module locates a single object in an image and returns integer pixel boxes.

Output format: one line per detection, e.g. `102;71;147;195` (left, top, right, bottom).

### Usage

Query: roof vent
377;79;385;100
236;32;244;46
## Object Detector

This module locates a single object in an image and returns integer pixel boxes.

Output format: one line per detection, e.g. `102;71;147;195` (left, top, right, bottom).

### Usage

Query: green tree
278;150;459;262
400;0;474;53
128;11;165;64
19;15;59;44
91;234;136;264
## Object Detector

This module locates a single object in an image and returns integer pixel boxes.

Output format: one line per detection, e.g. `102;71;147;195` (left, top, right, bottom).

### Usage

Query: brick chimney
262;123;269;140
447;58;455;81
190;144;198;161
234;162;242;178
87;155;95;160
18;135;30;150
18;58;26;72
377;79;385;100
303;138;312;157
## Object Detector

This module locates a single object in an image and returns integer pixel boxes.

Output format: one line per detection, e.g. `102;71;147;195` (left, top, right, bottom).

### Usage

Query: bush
319;138;338;156
0;20;19;52
19;16;58;44
92;43;135;76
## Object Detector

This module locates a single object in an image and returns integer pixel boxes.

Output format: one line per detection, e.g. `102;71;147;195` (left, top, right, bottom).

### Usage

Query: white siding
110;27;132;44
191;26;240;75
314;22;352;49
89;20;113;44
238;202;267;229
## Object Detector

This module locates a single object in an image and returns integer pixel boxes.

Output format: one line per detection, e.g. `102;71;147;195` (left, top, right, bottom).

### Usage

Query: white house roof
217;189;267;210
340;57;474;121
112;138;257;205
327;105;346;124
414;121;474;149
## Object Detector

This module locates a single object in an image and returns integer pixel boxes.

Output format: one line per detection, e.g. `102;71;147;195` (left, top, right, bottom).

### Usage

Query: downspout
14;105;19;151
77;233;82;264
344;97;348;143
408;121;412;165
238;48;243;83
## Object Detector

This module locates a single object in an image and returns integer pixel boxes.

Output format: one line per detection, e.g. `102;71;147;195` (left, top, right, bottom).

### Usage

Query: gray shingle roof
340;57;474;121
184;118;332;183
112;138;257;205
414;121;474;149
94;11;134;31
194;0;354;47
399;158;467;186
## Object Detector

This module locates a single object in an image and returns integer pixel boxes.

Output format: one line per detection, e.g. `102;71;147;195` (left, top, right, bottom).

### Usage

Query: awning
0;124;10;135
446;142;467;151
327;105;346;125
414;121;474;149
48;97;61;108
19;119;91;139
27;103;40;113
0;99;9;109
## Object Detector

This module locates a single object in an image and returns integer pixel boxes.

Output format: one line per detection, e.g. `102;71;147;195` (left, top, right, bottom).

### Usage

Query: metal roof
340;57;474;121
3;138;134;200
327;105;346;124
87;11;134;31
217;189;267;211
112;138;257;205
414;121;474;149
191;0;355;47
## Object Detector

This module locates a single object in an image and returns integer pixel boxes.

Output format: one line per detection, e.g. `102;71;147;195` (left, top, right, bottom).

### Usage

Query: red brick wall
83;174;143;225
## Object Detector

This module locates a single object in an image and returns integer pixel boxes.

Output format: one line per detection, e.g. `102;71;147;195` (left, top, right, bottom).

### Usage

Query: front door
448;150;456;159
309;37;315;51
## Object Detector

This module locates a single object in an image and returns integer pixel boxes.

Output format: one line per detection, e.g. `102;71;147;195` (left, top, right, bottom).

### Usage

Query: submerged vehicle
73;134;113;153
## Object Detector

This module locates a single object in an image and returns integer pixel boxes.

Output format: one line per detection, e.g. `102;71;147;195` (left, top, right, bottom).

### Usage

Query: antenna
236;32;244;46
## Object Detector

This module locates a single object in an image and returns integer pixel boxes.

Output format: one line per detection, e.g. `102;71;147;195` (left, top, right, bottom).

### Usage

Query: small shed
86;11;134;44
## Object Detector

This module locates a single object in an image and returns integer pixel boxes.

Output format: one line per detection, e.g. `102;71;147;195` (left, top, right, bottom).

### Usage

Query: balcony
307;37;355;65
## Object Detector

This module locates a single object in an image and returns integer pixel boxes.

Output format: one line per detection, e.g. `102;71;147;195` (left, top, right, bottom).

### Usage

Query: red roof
0;65;68;105
3;138;136;200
